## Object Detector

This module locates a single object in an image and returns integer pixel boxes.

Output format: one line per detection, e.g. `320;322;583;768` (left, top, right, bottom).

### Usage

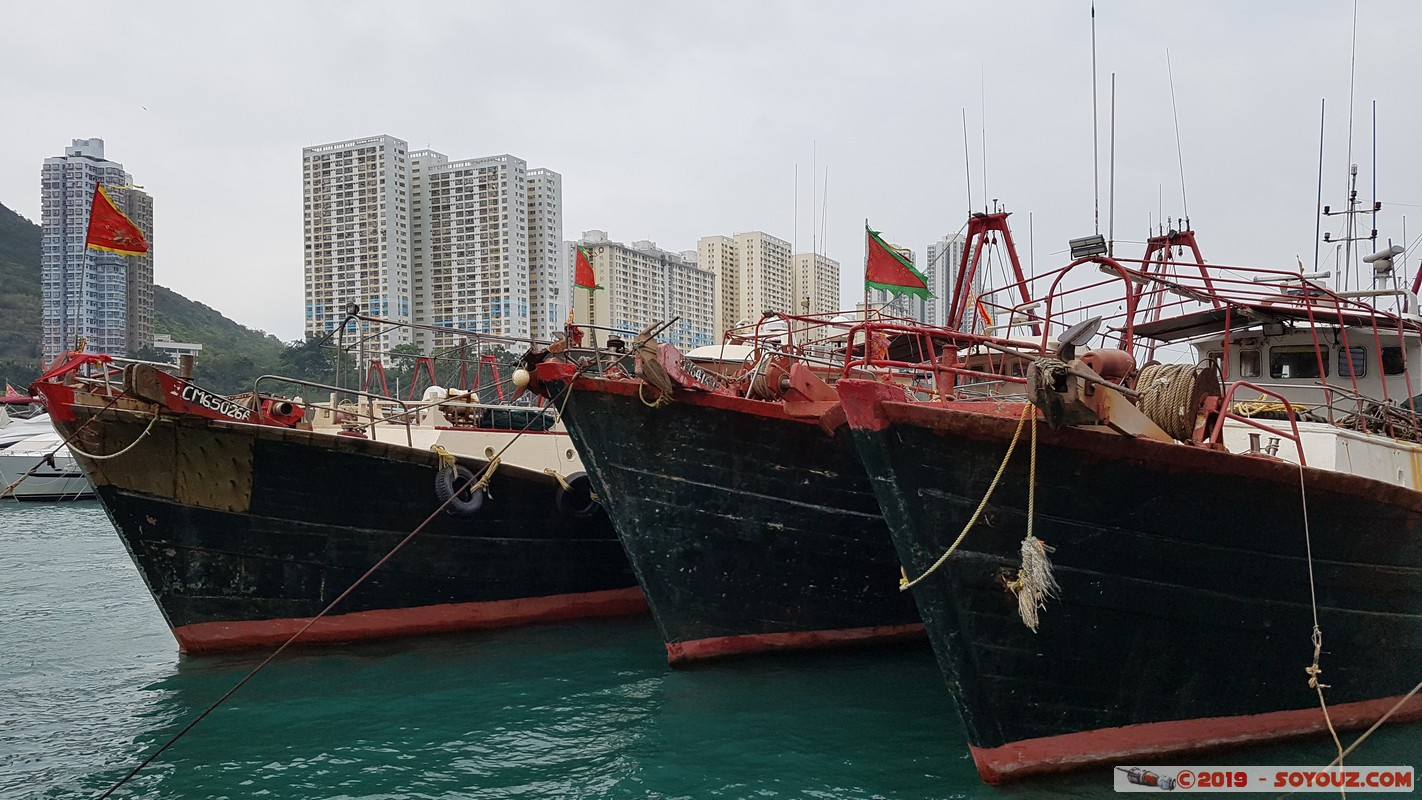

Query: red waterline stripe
970;692;1422;783
664;623;925;666
172;587;648;654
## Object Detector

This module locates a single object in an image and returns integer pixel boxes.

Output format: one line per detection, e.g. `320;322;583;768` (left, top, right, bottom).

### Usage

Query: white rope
65;410;161;461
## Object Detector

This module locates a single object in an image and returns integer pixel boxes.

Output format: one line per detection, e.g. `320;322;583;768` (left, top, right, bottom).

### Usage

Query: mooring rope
96;370;587;799
63;407;161;461
1004;409;1061;632
1296;460;1345;771
900;403;1033;591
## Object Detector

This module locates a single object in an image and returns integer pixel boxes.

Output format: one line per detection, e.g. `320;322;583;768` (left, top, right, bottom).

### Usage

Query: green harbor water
1;502;1417;799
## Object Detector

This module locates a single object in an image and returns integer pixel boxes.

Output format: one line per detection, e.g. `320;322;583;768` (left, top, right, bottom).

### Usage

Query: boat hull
545;372;922;665
45;394;643;653
837;380;1422;781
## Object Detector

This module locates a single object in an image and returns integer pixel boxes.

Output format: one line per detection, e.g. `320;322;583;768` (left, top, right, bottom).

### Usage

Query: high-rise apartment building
698;231;798;336
304;136;564;358
924;233;968;327
791;252;841;317
568;231;715;351
302;135;412;356
527;168;566;342
40;138;153;361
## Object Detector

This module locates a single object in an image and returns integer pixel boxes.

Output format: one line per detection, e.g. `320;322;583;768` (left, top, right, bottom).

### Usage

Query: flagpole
863;219;870;322
75;182;92;352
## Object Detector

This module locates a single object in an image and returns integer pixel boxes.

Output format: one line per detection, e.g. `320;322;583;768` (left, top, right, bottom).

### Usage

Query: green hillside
0;203;42;362
0;199;305;392
151;284;291;390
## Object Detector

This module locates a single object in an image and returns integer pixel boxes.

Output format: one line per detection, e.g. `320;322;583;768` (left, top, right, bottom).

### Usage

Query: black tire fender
435;464;485;517
555;471;601;518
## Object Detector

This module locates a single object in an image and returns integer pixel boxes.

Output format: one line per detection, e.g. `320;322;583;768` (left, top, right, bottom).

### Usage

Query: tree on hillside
127;346;171;365
279;335;337;386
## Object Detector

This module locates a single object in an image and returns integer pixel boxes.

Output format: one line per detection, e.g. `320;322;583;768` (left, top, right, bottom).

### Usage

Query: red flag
865;225;930;298
975;298;993;330
85;183;149;255
574;245;601;293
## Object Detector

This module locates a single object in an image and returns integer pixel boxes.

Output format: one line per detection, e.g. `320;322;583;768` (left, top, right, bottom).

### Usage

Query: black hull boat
34;358;642;654
840;380;1422;781
533;359;922;665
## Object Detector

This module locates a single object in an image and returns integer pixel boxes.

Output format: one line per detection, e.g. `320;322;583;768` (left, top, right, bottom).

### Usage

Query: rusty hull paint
50;399;643;651
545;372;923;664
841;389;1422;780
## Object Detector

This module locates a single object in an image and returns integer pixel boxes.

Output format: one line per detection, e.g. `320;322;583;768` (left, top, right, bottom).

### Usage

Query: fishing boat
838;211;1422;780
525;310;930;666
30;327;643;654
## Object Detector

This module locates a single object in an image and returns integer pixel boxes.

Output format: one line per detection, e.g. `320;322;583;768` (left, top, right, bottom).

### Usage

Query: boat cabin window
1239;349;1261;378
1207;350;1224;377
1382;346;1407;375
1270;346;1328;379
1337;346;1367;379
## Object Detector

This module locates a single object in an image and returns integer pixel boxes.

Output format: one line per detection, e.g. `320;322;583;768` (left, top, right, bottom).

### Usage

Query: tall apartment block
40;138;153;361
527;169;565;342
568;231;715;351
924;233;968;327
302;135;412;356
791;252;841;317
304;135;564;359
698;231;841;336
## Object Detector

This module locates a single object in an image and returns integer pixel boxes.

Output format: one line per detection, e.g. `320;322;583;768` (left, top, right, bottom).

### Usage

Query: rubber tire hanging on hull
556;471;601;519
435;464;485;516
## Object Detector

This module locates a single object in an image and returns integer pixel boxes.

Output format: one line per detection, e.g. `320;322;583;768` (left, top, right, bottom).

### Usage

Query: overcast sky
4;1;1421;343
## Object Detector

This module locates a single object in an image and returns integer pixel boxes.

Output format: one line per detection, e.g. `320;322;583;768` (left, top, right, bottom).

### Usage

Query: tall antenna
1091;3;1100;234
793;162;798;260
819;166;830;261
1342;0;1360;291
1166;49;1190;220
980;65;988;212
1344;0;1358;203
1312;99;1326;277
1371;99;1378;242
1108;72;1116;256
962;108;973;216
1029;211;1035;275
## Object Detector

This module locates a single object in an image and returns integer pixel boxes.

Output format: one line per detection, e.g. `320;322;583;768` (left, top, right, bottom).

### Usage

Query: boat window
1239;349;1261;378
1270;346;1328;379
1337;346;1367;379
1382;346;1407;375
1207;350;1225;377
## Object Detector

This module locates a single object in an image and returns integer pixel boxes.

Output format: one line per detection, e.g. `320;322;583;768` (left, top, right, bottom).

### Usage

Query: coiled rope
1135;363;1211;441
900;403;1033;591
634;337;675;408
